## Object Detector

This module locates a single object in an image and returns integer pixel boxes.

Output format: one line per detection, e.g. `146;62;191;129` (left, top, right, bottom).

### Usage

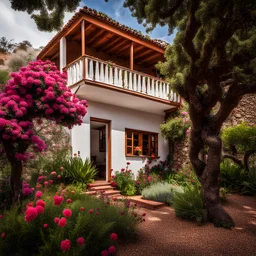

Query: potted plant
134;146;142;155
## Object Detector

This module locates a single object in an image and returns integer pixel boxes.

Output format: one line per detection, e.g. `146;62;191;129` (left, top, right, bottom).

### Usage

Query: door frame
90;117;111;181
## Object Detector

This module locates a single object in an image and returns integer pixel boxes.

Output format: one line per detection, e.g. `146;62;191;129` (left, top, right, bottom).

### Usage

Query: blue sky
0;0;174;48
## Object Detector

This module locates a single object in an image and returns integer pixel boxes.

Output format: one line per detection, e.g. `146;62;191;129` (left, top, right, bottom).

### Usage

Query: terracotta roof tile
38;5;169;59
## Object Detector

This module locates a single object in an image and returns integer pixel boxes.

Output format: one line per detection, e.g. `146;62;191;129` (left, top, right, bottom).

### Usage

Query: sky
0;0;175;48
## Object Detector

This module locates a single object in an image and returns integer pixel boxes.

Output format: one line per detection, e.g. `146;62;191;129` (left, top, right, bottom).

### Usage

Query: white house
38;6;181;181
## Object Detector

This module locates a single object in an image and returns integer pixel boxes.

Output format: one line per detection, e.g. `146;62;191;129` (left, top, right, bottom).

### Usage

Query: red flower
60;239;71;251
44;181;49;186
80;207;85;211
35;191;42;199
58;217;67;228
36;205;44;214
108;246;116;254
63;209;72;218
1;232;5;238
77;237;84;246
50;171;57;176
54;217;60;223
25;207;38;222
88;209;93;214
53;195;64;206
43;224;48;228
57;175;61;179
101;250;109;256
126;162;130;165
110;233;118;241
66;198;72;204
36;199;46;208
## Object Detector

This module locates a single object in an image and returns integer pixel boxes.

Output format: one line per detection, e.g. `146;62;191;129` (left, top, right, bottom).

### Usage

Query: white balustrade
66;56;181;103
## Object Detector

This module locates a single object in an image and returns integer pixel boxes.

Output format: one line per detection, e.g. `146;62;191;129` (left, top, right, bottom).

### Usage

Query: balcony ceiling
66;21;165;68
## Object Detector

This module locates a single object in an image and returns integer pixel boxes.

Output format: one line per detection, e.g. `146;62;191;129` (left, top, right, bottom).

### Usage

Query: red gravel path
117;195;256;256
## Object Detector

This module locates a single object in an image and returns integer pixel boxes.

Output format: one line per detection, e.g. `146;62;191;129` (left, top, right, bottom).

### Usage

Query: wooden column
130;41;134;70
81;20;85;78
59;37;66;72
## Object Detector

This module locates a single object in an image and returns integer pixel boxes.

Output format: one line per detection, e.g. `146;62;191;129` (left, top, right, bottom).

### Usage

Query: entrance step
88;185;113;191
85;189;121;197
88;181;111;188
127;196;166;210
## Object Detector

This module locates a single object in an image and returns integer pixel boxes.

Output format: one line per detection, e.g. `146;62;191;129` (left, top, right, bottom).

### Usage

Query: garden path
117;195;256;256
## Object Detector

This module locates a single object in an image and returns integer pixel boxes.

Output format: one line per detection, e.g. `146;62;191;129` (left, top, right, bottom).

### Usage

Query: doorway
90;117;111;181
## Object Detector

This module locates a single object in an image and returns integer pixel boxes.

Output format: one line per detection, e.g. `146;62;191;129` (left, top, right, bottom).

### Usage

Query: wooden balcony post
81;20;86;79
60;37;66;72
130;41;134;70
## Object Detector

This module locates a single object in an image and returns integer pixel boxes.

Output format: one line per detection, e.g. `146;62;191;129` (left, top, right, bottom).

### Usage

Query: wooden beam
88;30;111;48
87;29;105;45
108;39;128;54
101;37;123;52
85;23;93;32
130;41;134;70
93;31;113;48
135;49;152;60
115;43;130;55
50;51;59;59
81;20;85;56
133;44;145;53
141;53;161;63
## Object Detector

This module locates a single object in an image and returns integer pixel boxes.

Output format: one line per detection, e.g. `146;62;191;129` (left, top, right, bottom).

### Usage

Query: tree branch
222;153;243;167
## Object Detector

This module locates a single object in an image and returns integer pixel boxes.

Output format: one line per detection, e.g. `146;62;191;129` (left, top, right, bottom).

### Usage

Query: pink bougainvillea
25;207;38;222
54;217;60;224
35;205;44;214
53;195;64;206
58;217;67;228
35;191;42;199
36;199;46;208
108;246;116;254
101;250;109;256
63;209;72;218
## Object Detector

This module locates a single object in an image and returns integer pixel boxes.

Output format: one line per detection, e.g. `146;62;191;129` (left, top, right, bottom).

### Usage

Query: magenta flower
110;233;118;241
63;209;72;218
77;237;85;246
108;246;116;254
54;217;59;224
36;199;46;208
60;239;71;251
66;198;72;204
1;232;6;238
53;195;64;206
58;217;67;228
36;205;44;214
35;191;42;199
101;250;109;256
25;207;38;222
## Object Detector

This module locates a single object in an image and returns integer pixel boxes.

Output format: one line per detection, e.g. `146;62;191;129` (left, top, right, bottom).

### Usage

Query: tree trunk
190;132;235;228
244;150;255;171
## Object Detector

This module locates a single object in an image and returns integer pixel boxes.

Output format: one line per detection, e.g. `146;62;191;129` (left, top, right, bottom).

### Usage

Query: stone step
88;181;111;187
127;196;166;210
85;190;121;196
88;185;113;191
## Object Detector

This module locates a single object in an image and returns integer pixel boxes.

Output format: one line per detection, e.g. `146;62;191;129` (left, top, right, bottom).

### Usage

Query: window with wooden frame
125;129;158;156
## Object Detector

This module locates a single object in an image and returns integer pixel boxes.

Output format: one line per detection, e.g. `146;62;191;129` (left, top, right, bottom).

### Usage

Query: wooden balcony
64;55;181;106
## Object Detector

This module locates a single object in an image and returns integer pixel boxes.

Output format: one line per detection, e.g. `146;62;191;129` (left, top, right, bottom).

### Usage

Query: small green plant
0;70;9;84
220;159;246;192
241;167;256;195
172;185;205;223
62;157;98;188
142;182;183;204
113;164;136;196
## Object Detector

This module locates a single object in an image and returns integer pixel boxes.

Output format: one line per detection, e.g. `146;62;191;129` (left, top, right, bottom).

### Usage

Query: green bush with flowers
0;176;144;256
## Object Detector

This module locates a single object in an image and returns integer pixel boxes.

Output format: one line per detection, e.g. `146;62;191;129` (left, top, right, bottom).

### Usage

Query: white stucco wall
71;101;168;178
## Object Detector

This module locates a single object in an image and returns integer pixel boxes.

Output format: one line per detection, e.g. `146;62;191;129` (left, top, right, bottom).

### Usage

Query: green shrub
113;168;136;196
220;159;246;192
142;182;183;204
0;70;9;85
172;185;205;223
62;157;98;188
0;189;141;256
242;167;256;195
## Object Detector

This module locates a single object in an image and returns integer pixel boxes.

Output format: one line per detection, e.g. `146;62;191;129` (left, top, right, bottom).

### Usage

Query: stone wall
172;94;256;169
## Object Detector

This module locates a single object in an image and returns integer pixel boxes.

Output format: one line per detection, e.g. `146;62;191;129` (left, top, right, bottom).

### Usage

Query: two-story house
38;6;181;181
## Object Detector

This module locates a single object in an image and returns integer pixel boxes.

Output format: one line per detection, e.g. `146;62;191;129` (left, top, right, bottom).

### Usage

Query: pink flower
80;207;85;211
0;215;3;219
59;166;64;171
36;199;46;208
57;175;61;179
50;171;56;176
66;198;72;204
1;232;5;238
88;209;93;214
110;233;118;241
43;224;48;228
44;181;49;186
101;250;109;256
60;239;71;251
36;205;44;214
25;207;38;222
77;237;84;246
53;195;64;206
58;217;67;228
35;191;42;199
63;209;72;218
108;246;116;254
54;217;59;223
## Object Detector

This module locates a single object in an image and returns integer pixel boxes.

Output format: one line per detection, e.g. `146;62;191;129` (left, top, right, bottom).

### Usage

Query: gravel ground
117;195;256;256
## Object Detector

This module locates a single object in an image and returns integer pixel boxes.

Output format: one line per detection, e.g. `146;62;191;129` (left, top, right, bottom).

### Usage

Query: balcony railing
65;55;181;103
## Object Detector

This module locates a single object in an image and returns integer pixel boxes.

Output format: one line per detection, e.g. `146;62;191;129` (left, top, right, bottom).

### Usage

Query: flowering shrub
112;164;136;196
0;185;142;255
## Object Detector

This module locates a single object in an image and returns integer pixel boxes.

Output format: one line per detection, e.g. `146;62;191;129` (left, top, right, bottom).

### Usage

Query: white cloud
0;0;81;48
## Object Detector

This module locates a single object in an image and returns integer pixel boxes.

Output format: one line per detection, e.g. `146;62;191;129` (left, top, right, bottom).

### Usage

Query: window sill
126;155;160;159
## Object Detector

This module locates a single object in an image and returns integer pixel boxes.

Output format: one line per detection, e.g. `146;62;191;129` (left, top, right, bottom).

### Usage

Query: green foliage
0;190;140;256
160;117;190;142
222;123;256;153
220;159;246;192
113;169;136;196
142;182;183;205
10;0;81;31
62;157;98;188
172;185;205;223
242;167;256;196
0;70;9;85
0;37;16;53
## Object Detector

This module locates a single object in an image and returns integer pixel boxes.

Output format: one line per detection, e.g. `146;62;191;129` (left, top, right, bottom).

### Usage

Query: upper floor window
125;129;158;157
